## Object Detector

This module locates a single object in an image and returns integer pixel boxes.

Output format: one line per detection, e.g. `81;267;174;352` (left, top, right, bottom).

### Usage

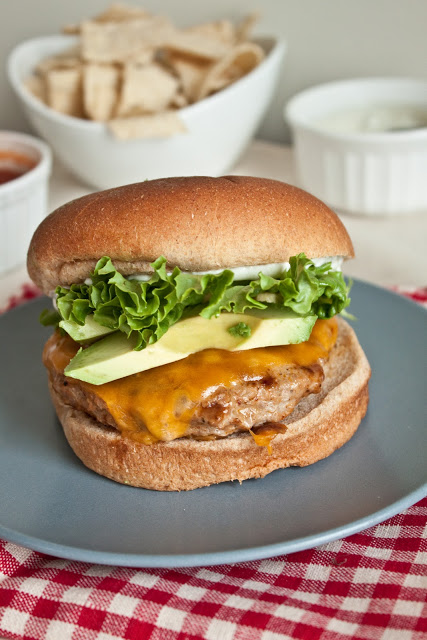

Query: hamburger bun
27;176;354;294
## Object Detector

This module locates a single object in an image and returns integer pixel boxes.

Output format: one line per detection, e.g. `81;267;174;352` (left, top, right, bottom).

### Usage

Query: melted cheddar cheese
250;423;289;454
44;318;338;445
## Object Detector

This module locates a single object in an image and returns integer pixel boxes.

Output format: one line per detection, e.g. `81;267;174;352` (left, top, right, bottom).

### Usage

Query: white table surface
0;139;426;308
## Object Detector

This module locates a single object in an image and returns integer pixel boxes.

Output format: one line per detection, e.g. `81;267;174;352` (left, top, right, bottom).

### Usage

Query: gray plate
0;281;426;567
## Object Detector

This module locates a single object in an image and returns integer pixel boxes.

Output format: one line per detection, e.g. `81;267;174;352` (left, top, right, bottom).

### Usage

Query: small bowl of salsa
0;150;36;185
0;131;51;274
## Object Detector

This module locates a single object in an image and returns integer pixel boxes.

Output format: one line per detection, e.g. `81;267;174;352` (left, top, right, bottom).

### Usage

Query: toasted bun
28;176;354;295
47;319;370;491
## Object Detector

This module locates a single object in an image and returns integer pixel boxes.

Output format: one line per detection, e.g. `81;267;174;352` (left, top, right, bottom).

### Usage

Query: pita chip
116;63;179;116
83;64;120;121
108;111;187;140
46;67;84;117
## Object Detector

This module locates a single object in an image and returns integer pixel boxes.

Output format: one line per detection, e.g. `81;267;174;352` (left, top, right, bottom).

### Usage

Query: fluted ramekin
285;78;427;216
0;131;51;274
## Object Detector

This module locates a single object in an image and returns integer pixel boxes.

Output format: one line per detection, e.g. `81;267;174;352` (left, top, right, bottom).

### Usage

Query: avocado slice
64;310;316;385
59;315;114;342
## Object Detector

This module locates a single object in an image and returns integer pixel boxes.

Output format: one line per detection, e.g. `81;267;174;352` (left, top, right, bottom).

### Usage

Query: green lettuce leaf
39;308;61;326
50;254;351;350
228;322;252;338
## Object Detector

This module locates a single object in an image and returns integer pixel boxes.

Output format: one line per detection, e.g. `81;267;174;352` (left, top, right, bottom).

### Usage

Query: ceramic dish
8;35;285;189
0;130;51;274
0;281;425;567
285;78;427;216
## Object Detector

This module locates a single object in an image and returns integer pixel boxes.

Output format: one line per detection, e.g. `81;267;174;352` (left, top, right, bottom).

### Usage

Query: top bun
28;176;354;294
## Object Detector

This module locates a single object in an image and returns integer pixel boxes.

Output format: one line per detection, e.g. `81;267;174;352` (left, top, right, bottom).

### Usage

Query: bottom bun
49;318;370;491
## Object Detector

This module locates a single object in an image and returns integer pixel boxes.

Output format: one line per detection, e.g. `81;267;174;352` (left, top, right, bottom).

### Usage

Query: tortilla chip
186;20;236;45
35;46;81;75
62;3;151;34
196;42;265;100
236;12;260;43
170;90;189;109
81;17;173;63
165;53;212;103
92;3;150;23
116;63;179;116
46;67;84;117
23;75;47;103
163;29;232;61
83;64;120;121
108;111;187;140
131;47;155;65
62;23;80;35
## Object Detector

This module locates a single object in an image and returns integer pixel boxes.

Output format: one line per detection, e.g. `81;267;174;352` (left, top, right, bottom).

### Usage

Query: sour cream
120;256;344;283
315;104;427;134
61;256;343;297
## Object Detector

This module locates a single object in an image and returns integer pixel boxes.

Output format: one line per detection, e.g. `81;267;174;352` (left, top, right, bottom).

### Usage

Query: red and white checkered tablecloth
0;285;426;640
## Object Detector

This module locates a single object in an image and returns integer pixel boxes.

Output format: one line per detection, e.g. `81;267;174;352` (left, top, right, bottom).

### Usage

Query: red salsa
0;168;26;185
0;150;37;186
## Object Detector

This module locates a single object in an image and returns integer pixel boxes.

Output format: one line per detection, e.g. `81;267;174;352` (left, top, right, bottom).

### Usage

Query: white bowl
0;131;51;275
8;35;285;190
285;78;427;216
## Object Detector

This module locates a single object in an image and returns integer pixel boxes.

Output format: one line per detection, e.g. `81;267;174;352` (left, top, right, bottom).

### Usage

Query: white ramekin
0;131;52;275
285;78;427;216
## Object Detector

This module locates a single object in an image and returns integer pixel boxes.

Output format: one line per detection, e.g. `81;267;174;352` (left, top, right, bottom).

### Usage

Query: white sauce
315;104;427;134
84;256;343;285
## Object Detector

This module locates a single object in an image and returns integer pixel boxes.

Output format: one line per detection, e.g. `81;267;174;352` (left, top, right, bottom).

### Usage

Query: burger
27;176;371;491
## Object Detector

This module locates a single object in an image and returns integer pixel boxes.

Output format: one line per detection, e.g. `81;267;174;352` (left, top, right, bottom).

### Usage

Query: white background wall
2;0;427;143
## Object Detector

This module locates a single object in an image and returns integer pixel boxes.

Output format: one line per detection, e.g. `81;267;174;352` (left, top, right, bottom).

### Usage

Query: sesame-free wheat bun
28;176;354;294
